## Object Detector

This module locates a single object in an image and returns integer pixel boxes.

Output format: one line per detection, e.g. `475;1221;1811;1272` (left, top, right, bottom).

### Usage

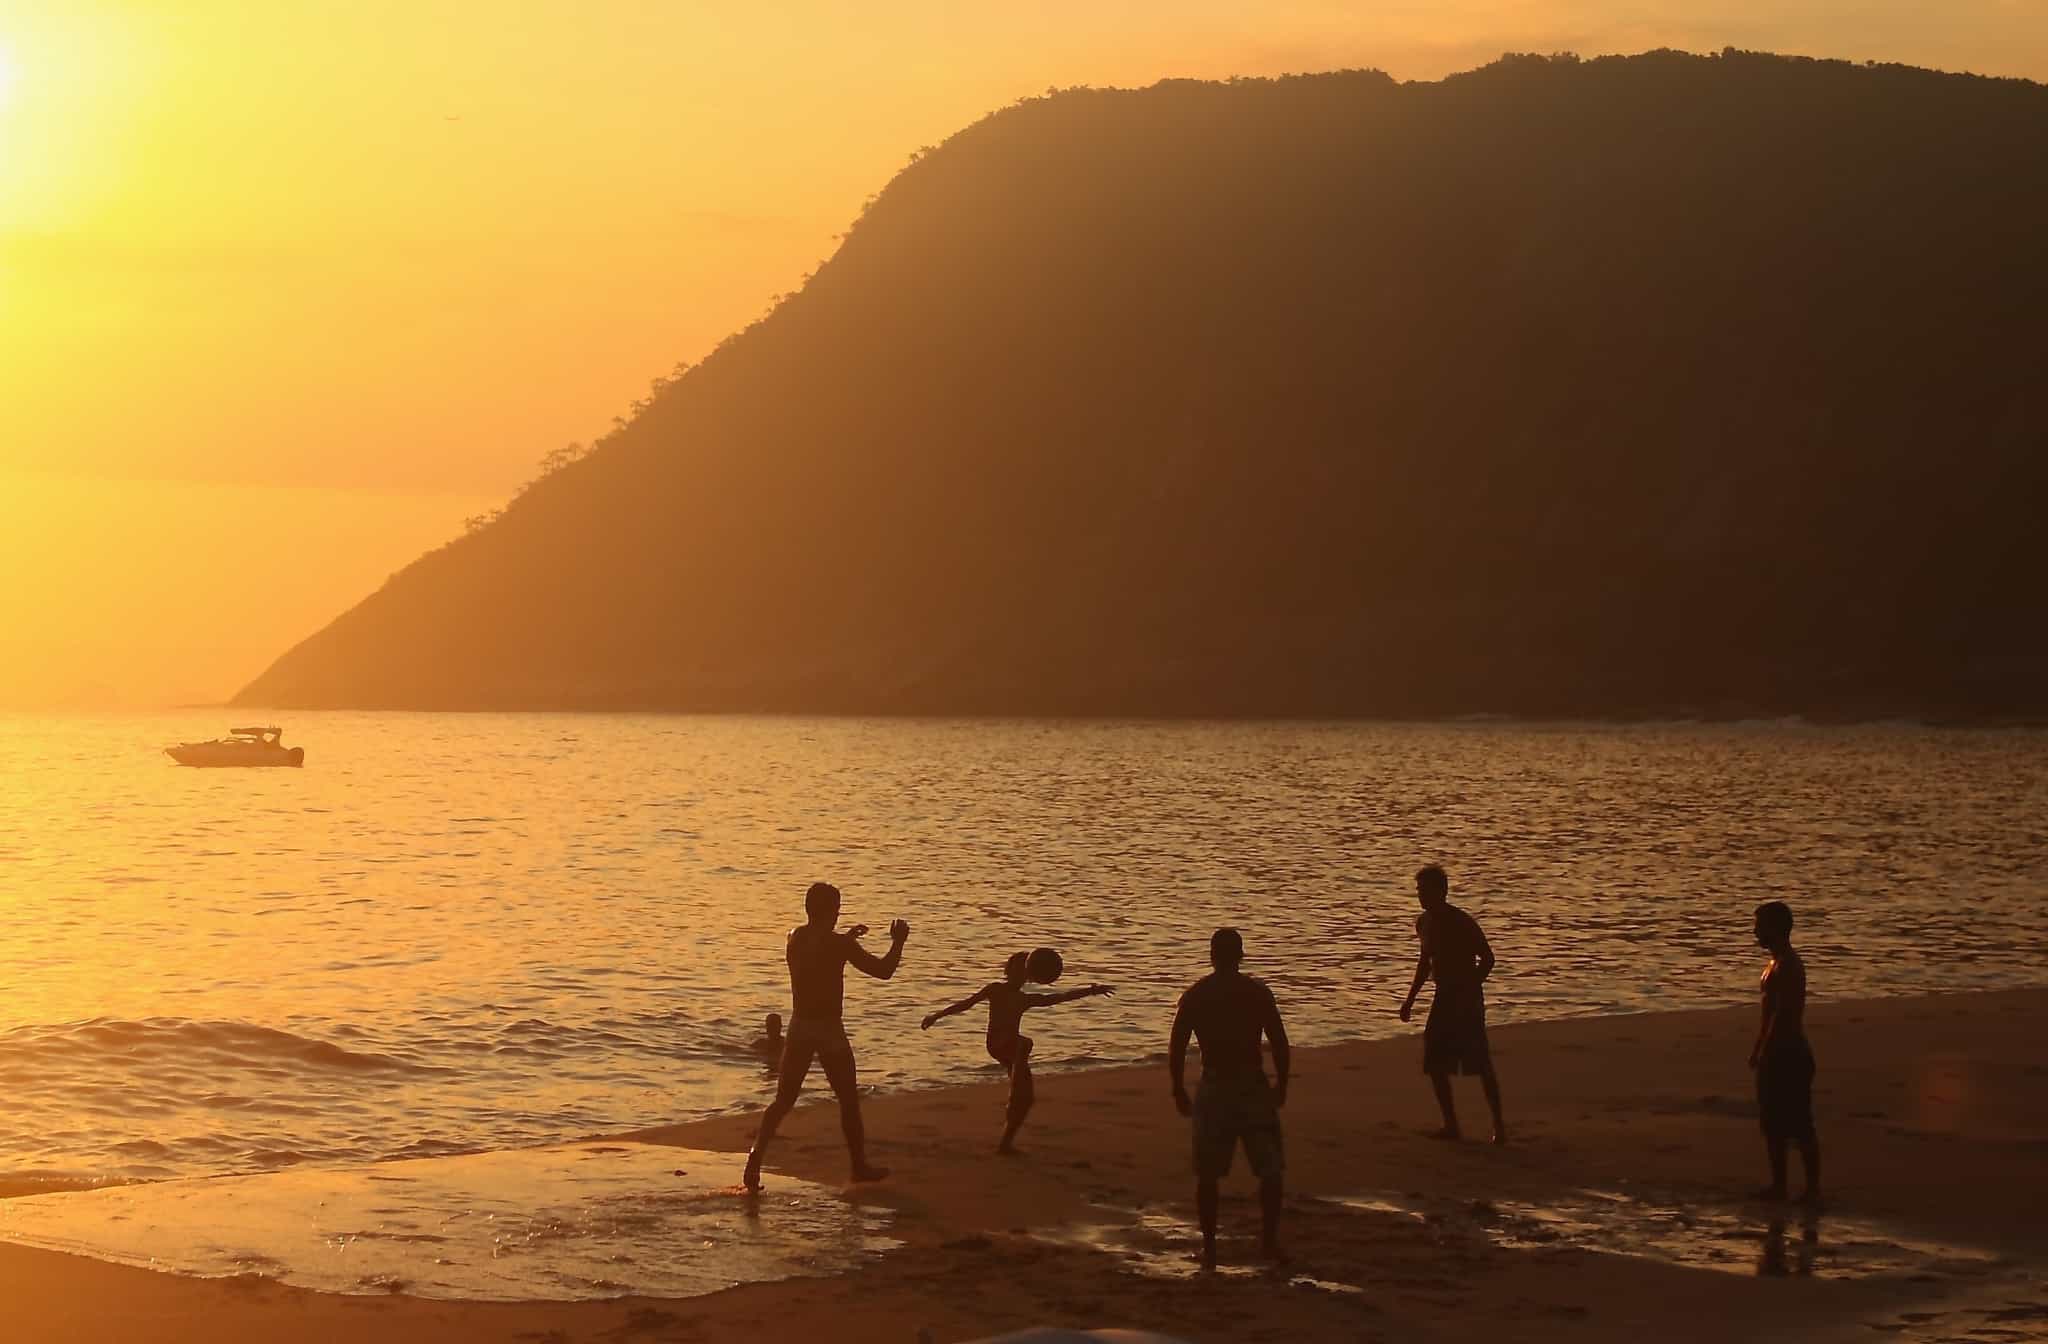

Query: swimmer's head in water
804;881;841;923
1754;900;1794;947
1027;947;1064;984
1003;951;1030;984
1416;865;1449;907
765;1012;783;1039
1209;926;1244;970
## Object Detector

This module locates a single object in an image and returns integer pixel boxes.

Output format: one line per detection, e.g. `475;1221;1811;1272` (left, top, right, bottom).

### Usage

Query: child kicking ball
922;946;1113;1153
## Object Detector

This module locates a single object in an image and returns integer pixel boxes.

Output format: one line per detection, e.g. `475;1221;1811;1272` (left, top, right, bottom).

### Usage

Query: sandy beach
0;988;2041;1342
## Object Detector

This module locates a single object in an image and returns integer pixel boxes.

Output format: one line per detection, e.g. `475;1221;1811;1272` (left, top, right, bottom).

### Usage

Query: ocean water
0;713;2042;1188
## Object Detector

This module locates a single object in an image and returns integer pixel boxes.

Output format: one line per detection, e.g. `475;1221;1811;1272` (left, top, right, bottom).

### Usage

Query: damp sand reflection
0;1143;897;1301
1035;1186;2008;1291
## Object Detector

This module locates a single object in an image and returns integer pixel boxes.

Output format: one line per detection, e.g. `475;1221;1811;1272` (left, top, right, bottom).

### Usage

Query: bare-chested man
742;881;910;1191
1398;865;1506;1143
1170;927;1290;1269
1750;900;1820;1202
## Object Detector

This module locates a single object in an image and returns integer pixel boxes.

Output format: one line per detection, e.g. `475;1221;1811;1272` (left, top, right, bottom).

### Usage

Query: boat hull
165;744;305;768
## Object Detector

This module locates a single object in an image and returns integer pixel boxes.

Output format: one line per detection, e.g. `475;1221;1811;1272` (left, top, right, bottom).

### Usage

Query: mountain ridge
238;50;2048;719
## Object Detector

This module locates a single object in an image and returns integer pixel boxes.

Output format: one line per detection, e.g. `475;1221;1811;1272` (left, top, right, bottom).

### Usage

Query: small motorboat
165;726;305;768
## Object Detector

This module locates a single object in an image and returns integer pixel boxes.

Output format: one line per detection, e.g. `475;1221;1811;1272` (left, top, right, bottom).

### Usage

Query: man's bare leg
744;1043;816;1191
1196;1174;1220;1270
820;1046;888;1182
1428;1072;1462;1139
1259;1175;1284;1261
1759;1135;1790;1200
1796;1135;1822;1203
1481;1068;1507;1144
999;1038;1035;1154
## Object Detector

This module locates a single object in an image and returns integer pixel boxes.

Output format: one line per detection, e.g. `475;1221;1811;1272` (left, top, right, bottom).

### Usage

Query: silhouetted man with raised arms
1399;865;1506;1143
742;881;909;1191
1170;927;1290;1270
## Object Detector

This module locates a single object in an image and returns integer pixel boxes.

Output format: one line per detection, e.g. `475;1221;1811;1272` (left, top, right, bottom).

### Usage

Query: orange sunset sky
3;1;2044;708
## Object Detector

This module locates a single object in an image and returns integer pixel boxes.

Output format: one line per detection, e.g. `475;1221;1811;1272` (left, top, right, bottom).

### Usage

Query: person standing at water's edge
1170;927;1290;1270
742;882;909;1191
1398;865;1507;1143
1750;900;1821;1203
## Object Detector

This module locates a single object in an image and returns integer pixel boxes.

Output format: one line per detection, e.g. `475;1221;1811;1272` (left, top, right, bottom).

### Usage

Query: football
1026;946;1064;983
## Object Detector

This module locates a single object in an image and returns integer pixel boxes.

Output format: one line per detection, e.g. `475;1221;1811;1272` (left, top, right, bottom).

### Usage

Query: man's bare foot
1428;1127;1463;1141
1752;1184;1788;1202
850;1163;891;1184
1796;1188;1823;1207
996;1141;1022;1156
1262;1241;1289;1264
741;1150;764;1192
1490;1128;1508;1146
1198;1244;1218;1272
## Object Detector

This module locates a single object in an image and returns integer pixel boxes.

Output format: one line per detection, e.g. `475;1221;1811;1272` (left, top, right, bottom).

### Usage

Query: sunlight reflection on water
0;712;2042;1182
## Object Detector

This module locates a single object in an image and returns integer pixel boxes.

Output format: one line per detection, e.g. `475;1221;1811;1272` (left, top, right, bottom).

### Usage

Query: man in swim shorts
1170;926;1291;1269
742;881;909;1190
1399;865;1506;1143
1750;900;1820;1202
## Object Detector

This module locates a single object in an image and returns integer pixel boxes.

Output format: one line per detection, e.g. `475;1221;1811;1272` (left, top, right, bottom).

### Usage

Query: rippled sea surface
0;713;2042;1186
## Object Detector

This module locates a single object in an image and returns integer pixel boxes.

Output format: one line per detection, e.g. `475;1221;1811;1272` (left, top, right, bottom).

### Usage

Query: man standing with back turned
1170;927;1291;1269
743;881;910;1191
1399;864;1507;1143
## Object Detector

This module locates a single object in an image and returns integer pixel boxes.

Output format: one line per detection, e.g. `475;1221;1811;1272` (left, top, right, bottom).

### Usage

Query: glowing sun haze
1;0;2043;707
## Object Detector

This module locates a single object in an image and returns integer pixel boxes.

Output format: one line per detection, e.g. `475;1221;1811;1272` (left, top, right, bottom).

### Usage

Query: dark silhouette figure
1750;900;1821;1202
922;949;1113;1153
1398;865;1506;1143
742;882;909;1191
1170;927;1290;1269
753;1012;785;1069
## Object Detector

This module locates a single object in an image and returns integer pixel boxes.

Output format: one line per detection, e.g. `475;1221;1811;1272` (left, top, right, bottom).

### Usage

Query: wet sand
1;988;2043;1342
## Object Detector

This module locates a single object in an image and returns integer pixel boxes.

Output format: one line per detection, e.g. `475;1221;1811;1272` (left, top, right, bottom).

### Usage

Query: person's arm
1749;964;1777;1068
1475;924;1496;983
1169;993;1194;1115
1263;984;1292;1108
1399;917;1433;1021
1024;984;1114;1010
846;919;911;980
922;985;991;1030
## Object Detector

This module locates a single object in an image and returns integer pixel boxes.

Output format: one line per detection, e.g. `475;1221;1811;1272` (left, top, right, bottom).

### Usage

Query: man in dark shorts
1170;927;1291;1269
1398;865;1506;1143
741;881;910;1191
1749;900;1821;1202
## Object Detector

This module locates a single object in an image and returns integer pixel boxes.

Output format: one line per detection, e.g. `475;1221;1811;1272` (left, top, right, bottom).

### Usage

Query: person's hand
890;919;911;943
1748;1047;1761;1070
921;1012;938;1031
1091;984;1115;998
1398;1000;1413;1023
1273;1077;1289;1109
1172;1086;1192;1117
845;924;870;939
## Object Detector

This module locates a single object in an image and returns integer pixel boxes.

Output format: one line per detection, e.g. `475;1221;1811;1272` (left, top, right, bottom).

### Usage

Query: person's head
764;1011;783;1040
1754;900;1794;950
804;881;841;925
1415;865;1449;910
1003;951;1030;985
1210;926;1245;972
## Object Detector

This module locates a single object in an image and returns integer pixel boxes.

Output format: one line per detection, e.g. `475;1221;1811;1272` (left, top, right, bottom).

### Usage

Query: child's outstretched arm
1024;984;1115;1010
921;986;992;1031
